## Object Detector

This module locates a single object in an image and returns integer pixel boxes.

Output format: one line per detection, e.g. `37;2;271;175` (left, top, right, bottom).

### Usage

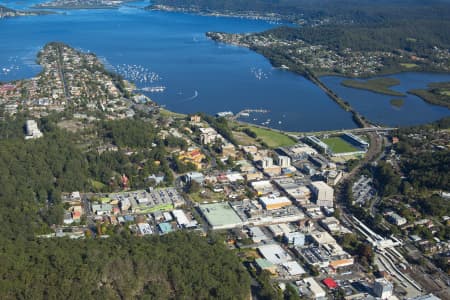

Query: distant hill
149;0;450;24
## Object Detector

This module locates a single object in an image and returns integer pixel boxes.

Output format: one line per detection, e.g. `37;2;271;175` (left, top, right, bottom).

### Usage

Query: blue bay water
321;73;450;127
0;1;357;132
0;1;448;131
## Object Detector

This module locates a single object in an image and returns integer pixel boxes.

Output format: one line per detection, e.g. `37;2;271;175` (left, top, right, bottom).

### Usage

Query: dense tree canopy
0;118;250;299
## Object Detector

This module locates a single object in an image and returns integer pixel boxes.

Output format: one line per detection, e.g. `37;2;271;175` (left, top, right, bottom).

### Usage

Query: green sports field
322;137;359;154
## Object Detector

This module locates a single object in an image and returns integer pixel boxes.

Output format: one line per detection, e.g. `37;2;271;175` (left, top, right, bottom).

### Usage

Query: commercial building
284;232;305;246
310;230;337;245
137;223;153;235
273;177;312;205
158;222;173;234
329;258;355;270
255;258;277;275
279;143;317;161
310;181;334;207
245;171;264;181
116;188;185;214
308;155;329;170
92;203;112;215
281;261;306;276
263;165;282;176
300;231;354;270
300;277;326;299
199;202;243;230
320;217;341;233
249;226;268;243
386;212;407;226
258;244;292;264
259;196;292;210
326;170;343;186
260;157;273;169
277;155;291;168
172;209;191;228
231;199;305;226
25;120;43;139
184;172;205;184
251;180;275;195
268;223;292;236
373;278;393;299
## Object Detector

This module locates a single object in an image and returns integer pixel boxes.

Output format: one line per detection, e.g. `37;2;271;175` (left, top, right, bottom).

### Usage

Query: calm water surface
321;73;450;127
0;1;448;130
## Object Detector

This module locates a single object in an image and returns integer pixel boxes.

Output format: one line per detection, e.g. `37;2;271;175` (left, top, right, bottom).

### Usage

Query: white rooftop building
373;278;393;299
258;244;292;264
277;155;291;168
260;157;273;169
25;120;43;140
301;277;326;299
137;223;153;235
259;196;292;210
310;181;334;207
281;261;306;276
172;209;189;227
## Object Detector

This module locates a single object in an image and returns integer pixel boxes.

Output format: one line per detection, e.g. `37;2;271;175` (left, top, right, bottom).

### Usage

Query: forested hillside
150;0;450;24
0;115;250;299
262;22;450;55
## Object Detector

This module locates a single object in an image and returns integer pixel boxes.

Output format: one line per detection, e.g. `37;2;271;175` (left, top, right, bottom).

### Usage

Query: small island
409;82;450;109
390;98;405;108
341;78;405;97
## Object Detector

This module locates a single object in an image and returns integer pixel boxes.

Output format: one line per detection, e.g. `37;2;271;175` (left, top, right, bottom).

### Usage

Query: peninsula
0;42;449;300
0;42;135;118
409;82;450;109
0;5;52;18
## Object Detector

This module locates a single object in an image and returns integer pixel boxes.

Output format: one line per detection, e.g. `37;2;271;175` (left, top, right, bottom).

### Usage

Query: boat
141;86;166;92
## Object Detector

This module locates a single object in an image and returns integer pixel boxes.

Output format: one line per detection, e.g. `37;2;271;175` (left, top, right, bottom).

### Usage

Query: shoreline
206;35;369;129
146;4;290;23
206;35;450;126
32;5;120;10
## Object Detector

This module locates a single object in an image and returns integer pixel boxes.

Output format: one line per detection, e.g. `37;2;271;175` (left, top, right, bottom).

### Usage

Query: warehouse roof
259;196;291;207
199;202;243;229
258;244;291;264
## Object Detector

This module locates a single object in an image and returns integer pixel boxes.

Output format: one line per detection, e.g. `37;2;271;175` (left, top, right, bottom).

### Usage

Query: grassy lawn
90;179;106;191
232;130;256;146
159;108;186;119
189;189;225;203
342;77;405;97
400;63;419;69
243;125;296;148
322;137;358;154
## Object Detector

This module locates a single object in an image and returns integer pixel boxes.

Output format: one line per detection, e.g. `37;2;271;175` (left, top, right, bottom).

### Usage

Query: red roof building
322;278;338;289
